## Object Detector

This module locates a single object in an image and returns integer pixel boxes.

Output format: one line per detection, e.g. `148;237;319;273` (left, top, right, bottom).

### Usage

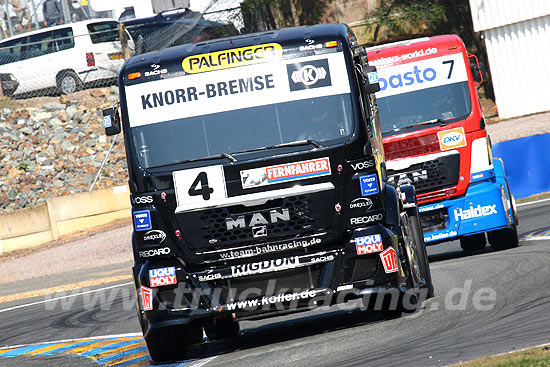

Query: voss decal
241;157;331;189
438;127;467;150
373;53;468;98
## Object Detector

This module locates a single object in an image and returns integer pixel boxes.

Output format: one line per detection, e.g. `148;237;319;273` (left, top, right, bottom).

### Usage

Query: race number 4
173;165;227;209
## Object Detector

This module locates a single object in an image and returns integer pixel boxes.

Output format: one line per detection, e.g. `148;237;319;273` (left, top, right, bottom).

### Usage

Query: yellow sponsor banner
182;43;283;74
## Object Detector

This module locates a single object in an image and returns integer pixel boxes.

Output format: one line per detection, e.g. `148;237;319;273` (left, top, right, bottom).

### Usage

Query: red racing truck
367;35;518;252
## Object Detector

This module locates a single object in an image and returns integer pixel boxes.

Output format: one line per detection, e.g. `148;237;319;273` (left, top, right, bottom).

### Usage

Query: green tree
366;0;494;100
241;0;329;32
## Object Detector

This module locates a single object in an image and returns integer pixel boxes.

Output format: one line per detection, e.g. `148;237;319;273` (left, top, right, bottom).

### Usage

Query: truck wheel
460;233;486;252
407;207;434;299
204;318;239;340
145;326;188;362
188;326;204;344
488;223;519;250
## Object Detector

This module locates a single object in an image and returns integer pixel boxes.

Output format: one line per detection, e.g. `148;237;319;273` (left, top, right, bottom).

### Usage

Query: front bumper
419;171;513;244
135;224;409;333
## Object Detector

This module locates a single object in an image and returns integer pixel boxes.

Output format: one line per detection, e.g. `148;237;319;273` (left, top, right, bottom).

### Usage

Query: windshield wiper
150;152;237;168
232;139;322;155
385;118;447;134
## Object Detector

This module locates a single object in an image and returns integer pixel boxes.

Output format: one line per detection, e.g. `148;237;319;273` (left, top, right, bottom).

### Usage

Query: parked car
121;9;238;54
0;19;134;96
0;72;18;97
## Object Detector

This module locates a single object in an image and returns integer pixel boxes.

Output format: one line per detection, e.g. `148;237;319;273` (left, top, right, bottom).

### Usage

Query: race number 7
173;165;227;209
442;60;454;79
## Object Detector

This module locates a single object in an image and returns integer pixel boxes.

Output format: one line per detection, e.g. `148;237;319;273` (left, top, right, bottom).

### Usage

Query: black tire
145;326;188;363
488;223;519;250
488;187;519;250
188;326;204;344
57;70;82;95
460;233;486;252
204;318;240;341
407;207;434;299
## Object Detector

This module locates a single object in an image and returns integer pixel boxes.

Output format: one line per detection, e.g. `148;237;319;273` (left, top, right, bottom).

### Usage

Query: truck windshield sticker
181;43;283;74
437;127;467;150
374;53;467;98
240;157;331;189
287;58;332;91
125;52;350;128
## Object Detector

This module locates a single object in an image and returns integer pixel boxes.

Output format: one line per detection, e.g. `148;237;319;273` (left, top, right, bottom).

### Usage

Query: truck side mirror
470;62;487;84
467;53;487;85
361;64;380;94
103;106;121;136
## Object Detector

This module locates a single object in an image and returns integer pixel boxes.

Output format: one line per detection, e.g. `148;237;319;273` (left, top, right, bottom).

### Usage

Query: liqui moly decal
141;285;153;311
380;247;398;273
355;234;383;255
241;157;331;189
149;267;177;287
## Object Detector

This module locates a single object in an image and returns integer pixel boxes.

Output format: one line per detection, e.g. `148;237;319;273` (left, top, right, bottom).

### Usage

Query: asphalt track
1;200;549;367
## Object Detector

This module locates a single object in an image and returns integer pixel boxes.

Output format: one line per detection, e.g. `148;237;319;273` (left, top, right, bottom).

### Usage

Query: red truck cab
368;35;518;251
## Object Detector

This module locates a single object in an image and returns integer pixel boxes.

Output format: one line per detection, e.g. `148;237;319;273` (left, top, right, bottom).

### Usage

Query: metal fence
0;0;247;213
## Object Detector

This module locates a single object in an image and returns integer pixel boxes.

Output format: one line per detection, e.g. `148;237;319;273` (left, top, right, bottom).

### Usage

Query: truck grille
388;152;460;195
179;192;334;252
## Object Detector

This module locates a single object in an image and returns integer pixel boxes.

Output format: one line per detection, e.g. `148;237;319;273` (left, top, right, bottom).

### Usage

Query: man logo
226;208;290;230
291;65;327;86
252;225;267;238
287;58;332;91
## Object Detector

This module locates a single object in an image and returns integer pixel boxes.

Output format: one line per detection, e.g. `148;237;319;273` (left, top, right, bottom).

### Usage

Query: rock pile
0;87;128;212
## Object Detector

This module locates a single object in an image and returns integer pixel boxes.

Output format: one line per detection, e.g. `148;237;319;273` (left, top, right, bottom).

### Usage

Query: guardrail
0;185;131;254
492;133;550;199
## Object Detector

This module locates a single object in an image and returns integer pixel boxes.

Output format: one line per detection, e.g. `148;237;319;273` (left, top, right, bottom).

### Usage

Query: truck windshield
377;81;471;133
131;93;354;168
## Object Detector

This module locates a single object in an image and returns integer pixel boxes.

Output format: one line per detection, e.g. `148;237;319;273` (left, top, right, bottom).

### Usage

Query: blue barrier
492;133;550;199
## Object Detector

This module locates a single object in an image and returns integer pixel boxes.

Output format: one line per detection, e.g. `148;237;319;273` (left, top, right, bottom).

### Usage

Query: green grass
516;191;550;204
455;345;550;367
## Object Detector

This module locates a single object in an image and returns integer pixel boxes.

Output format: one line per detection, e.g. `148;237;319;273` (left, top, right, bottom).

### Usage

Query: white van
0;19;134;96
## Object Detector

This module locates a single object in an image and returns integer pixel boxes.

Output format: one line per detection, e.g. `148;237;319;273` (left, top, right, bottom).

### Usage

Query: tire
145;326;188;363
489;185;520;250
204;318;239;341
57;70;82;95
407;207;434;299
188;326;204;345
488;223;519;250
460;233;486;252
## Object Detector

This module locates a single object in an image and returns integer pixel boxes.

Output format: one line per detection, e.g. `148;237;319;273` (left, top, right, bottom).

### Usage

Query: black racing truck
103;24;433;362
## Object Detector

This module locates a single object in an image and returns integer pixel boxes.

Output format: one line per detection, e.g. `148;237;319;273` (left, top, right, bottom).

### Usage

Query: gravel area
487;111;550;143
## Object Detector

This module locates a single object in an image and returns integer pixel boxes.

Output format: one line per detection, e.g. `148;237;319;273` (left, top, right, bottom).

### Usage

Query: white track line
517;198;550;207
0;282;133;313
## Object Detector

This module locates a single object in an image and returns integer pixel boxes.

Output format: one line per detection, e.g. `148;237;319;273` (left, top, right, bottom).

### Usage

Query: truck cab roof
121;23;359;81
